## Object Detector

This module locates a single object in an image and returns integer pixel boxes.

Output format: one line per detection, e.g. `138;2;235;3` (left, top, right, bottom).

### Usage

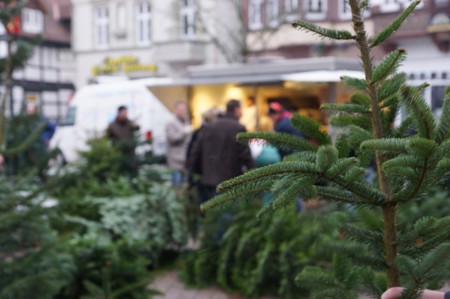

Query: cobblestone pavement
150;270;375;299
150;270;280;299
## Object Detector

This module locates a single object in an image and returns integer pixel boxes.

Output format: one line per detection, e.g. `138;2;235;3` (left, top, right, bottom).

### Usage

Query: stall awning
184;56;363;85
282;70;365;82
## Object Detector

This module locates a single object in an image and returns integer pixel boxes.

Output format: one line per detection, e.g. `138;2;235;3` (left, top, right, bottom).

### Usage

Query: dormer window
22;8;44;34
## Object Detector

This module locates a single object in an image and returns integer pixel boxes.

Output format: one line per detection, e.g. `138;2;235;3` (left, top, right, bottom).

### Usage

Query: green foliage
296;255;360;299
0;40;36;74
45;136;189;298
180;205;346;298
55;237;159;299
372;49;407;83
293;20;354;40
2;114;51;176
0;178;75;299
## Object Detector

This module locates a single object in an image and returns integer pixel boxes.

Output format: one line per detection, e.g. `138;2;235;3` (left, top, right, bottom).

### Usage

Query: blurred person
166;100;191;187
186;107;223;203
268;102;306;157
107;105;140;176
26;102;56;147
191;99;254;201
382;287;449;299
241;96;258;132
4;102;56;178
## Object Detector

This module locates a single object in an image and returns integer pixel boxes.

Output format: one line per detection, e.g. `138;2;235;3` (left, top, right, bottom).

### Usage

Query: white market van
50;78;176;163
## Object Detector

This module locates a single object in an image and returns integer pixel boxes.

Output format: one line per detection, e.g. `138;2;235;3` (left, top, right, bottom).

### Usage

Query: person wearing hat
268;102;305;157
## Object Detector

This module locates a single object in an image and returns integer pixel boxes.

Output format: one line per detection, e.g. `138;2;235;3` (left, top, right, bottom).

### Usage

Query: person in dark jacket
191;100;254;201
186;107;223;203
107;105;140;175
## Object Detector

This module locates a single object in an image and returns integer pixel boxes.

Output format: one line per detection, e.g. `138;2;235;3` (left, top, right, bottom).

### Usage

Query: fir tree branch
330;114;372;130
341;76;368;91
292;20;355;40
400;85;435;139
316;145;339;172
316;185;375;206
321;103;371;115
217;161;317;193
350;93;371;106
434;90;450;144
350;0;399;285
237;132;318;152
417;243;450;281
372;49;407;83
370;0;421;48
379;73;407;102
361;138;408;152
290;114;331;145
201;182;269;211
0;122;47;157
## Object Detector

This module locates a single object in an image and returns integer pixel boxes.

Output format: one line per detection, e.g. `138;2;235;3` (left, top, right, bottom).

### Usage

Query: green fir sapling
0;0;41;156
201;0;450;298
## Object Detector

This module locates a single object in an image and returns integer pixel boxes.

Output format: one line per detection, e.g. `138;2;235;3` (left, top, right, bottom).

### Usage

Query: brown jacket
191;114;254;187
106;118;139;152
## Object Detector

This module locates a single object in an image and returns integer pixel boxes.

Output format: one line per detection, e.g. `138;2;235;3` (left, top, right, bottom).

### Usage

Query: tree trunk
349;0;400;287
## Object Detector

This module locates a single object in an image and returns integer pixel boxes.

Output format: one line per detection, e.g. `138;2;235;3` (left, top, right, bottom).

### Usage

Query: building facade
242;0;450;114
0;0;75;121
71;0;240;88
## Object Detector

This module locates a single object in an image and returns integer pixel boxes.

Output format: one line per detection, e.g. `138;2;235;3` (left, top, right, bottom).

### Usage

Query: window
339;0;352;19
117;2;126;33
378;0;401;12
95;6;109;48
22;8;44;34
305;0;327;20
248;0;263;30
400;0;423;8
285;0;299;13
180;0;196;39
267;0;279;28
434;0;448;7
136;2;152;45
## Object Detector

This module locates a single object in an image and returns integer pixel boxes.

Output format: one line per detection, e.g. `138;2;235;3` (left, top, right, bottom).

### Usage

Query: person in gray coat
166;100;191;187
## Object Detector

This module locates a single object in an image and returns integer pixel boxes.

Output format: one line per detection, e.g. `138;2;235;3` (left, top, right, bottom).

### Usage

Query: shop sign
92;56;158;76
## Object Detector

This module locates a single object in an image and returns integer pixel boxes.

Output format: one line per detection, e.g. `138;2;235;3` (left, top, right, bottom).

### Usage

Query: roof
50;0;71;20
17;0;71;44
24;0;48;14
186;56;363;85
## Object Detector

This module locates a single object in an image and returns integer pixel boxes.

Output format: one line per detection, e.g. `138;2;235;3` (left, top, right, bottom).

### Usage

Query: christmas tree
0;0;39;154
202;1;450;298
0;178;74;299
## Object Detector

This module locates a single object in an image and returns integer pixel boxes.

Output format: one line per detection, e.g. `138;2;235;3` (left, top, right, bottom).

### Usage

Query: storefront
149;56;363;131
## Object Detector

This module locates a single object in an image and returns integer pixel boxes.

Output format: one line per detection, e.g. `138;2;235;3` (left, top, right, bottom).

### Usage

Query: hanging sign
92;56;158;76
